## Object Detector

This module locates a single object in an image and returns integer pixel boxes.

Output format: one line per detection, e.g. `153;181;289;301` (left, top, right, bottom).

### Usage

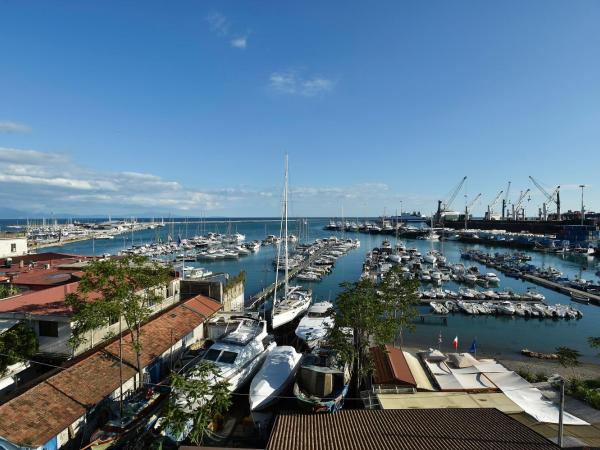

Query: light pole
579;185;585;226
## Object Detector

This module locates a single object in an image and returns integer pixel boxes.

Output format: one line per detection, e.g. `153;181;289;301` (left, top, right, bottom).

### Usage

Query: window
108;314;119;325
10;243;16;252
204;349;221;361
39;320;59;337
218;351;238;364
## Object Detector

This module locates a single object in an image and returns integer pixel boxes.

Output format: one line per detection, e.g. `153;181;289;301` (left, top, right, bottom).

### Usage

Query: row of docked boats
160;306;347;444
419;287;545;301
461;249;600;298
362;241;503;288
430;300;582;319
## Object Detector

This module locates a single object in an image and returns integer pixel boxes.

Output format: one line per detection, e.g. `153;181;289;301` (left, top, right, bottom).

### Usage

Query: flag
469;338;477;354
452;336;458;350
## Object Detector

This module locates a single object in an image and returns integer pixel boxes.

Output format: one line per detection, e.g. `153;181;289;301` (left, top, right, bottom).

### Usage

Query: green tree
328;266;419;391
160;361;231;445
66;254;171;386
0;322;38;376
0;284;18;299
556;346;581;378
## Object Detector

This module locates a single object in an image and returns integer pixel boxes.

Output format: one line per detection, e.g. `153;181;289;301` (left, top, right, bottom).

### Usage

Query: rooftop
0;294;221;448
371;345;416;388
266;409;558;450
0;282;81;316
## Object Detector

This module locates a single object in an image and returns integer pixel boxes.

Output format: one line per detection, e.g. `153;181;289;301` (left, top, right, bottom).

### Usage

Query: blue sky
1;0;599;217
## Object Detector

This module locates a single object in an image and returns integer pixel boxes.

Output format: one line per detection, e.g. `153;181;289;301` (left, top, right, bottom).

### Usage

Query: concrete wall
0;238;27;259
222;281;244;312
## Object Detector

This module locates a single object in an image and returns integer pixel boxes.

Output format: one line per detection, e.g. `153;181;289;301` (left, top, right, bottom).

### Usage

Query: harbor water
37;218;600;361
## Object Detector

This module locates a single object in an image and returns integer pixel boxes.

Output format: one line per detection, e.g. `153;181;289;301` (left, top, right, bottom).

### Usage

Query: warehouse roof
267;409;558;450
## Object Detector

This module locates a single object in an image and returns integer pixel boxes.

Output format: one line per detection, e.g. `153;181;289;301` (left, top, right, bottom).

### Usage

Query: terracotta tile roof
267;409;559;450
7;269;80;288
0;252;86;266
0;294;221;447
371;345;417;387
0;282;80;316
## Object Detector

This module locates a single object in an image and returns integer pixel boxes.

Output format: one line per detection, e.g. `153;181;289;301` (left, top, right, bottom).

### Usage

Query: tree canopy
160;361;231;445
327;265;419;391
0;322;38;376
66;254;171;385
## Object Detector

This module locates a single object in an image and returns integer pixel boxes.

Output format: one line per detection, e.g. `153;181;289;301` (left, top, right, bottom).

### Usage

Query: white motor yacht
295;301;334;348
179;317;275;410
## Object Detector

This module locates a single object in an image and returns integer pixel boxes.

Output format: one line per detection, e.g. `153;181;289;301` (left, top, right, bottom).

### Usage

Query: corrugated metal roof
266;409;558;450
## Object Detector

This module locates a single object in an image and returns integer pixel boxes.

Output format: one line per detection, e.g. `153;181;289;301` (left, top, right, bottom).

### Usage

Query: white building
0;237;27;259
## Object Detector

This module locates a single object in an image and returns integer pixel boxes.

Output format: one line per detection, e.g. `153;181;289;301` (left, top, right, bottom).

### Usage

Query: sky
1;0;599;218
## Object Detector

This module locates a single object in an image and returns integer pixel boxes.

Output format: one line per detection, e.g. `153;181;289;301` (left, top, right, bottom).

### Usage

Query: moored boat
295;301;334;348
249;346;302;411
293;347;351;413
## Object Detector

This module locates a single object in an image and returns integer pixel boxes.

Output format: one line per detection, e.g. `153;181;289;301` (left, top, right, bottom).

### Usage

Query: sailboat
270;154;312;329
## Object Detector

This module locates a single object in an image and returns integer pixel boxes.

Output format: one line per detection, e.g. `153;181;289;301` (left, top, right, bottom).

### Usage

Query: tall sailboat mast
284;153;289;298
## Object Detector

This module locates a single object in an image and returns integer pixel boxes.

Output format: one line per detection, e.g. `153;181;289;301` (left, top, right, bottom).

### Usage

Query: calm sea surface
11;218;600;361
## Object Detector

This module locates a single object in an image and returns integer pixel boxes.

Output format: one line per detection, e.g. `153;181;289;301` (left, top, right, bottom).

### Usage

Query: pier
462;251;600;307
521;274;600;306
246;239;356;309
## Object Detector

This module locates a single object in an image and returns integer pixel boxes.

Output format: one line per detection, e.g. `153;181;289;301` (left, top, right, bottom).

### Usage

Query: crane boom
488;190;503;210
514;189;530;209
529;176;560;219
436;176;467;225
467;193;482;210
444;176;467;210
486;190;503;220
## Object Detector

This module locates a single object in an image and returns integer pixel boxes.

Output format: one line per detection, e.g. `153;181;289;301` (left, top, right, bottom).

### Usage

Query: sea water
25;218;600;361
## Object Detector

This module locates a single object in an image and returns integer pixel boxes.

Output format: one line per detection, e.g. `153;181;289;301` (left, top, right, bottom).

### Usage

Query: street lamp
579;185;586;226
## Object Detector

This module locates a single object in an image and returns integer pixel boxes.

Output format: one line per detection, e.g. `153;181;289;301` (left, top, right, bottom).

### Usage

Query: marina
28;217;600;361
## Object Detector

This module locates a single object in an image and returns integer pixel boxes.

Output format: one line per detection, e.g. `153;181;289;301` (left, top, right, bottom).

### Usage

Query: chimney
44;263;51;270
19;260;24;268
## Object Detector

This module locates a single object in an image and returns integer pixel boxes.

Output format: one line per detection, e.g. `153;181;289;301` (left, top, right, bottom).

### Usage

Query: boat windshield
204;349;221;361
218;351;238;364
308;311;328;318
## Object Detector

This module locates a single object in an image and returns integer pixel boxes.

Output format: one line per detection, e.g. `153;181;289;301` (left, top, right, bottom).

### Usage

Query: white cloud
0;147;436;216
230;36;247;49
269;70;335;97
0;121;31;133
206;12;229;36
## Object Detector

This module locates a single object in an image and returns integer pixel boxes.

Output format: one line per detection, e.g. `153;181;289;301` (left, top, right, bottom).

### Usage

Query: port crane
485;189;503;220
529;176;560;220
512;189;531;220
464;193;481;228
436;176;467;225
501;181;511;220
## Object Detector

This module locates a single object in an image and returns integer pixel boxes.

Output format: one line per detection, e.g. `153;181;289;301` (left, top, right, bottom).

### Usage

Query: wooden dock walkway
245;245;334;309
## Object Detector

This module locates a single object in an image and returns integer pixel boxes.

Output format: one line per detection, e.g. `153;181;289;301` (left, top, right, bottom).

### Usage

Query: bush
517;368;546;383
567;378;600;410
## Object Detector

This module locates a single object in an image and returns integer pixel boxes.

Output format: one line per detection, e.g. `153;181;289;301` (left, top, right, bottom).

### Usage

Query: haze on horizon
1;1;599;218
